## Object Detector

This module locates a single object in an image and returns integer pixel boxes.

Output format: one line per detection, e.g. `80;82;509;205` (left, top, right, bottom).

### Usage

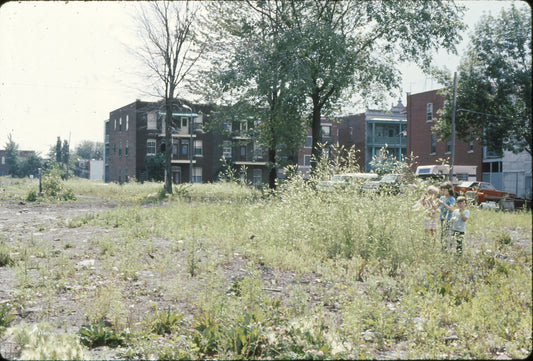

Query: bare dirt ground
0;197;332;360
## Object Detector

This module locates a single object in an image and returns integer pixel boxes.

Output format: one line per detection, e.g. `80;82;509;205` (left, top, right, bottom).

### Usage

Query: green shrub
41;172;77;201
0;250;14;267
79;319;128;348
7;322;88;360
26;190;38;202
0;303;15;336
144;308;184;335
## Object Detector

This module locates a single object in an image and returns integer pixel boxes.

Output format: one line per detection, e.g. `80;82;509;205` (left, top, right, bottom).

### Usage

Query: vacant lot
0;178;531;360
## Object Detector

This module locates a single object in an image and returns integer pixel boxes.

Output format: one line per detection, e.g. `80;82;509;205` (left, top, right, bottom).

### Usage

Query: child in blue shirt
438;182;456;251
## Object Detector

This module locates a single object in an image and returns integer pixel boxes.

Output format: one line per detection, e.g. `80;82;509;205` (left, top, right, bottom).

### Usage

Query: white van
318;172;379;191
415;165;477;183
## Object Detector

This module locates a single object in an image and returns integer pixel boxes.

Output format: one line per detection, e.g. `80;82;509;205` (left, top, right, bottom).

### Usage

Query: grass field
0;175;531;359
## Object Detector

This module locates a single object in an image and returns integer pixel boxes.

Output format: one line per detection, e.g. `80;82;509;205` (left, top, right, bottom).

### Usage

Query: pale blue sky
0;1;528;155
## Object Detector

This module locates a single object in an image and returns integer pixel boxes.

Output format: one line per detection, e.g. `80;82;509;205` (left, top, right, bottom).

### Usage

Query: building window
114;119;117;131
304;155;311;166
253;169;262;185
1;156;4;165
468;131;474;152
427;103;433;122
173;144;178;155
147;112;157;130
119;117;122;132
119;141;122;158
253;141;263;159
192;167;202;183
240;145;246;158
446;138;452;153
125;167;128;182
182;140;189;156
181;117;188;128
194;140;203;156
223;120;232;132
430;134;436;154
223;141;232;158
304;136;312;148
126;115;129;131
194;116;203;131
125;140;129;157
349;127;353;142
147;139;156;155
321;125;331;137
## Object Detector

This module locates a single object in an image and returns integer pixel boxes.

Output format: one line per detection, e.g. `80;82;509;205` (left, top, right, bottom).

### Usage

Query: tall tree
4;133;20;177
136;1;205;193
435;4;531;155
62;139;70;179
276;1;466;173
198;1;307;188
76;140;103;160
19;153;42;178
201;1;466;178
55;137;62;164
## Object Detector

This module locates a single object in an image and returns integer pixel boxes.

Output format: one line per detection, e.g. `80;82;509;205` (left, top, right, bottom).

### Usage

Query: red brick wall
407;89;483;179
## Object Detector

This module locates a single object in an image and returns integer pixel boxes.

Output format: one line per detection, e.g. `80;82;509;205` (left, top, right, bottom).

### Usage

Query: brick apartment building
106;99;410;185
104;99;272;185
407;89;532;199
333;100;407;173
406;89;483;179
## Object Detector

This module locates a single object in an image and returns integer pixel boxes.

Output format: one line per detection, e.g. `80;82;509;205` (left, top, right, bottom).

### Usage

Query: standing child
414;185;440;241
451;196;470;255
437;182;456;251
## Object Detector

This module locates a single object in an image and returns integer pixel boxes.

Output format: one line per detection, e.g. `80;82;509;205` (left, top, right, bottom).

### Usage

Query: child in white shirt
451;196;470;255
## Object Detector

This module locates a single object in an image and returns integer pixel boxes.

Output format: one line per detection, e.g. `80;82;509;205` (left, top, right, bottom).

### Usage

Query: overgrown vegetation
0;170;531;359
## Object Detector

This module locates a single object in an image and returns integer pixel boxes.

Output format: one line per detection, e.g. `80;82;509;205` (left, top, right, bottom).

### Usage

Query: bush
26;190;38;202
79;319;128;348
0;303;15;336
41;172;77;201
6;322;88;360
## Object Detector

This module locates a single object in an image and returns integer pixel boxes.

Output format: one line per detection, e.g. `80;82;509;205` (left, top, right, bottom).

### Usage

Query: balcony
367;135;406;146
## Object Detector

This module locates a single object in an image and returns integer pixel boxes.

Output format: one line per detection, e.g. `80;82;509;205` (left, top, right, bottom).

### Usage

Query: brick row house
407;89;532;199
104;95;531;199
104;100;271;185
105;99;408;185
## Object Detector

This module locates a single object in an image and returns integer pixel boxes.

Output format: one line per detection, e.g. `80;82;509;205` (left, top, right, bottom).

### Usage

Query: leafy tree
135;1;206;193
145;154;165;182
55;137;62;163
281;1;466;174
198;1;307;188
76;140;103;160
435;3;531;155
201;0;466;179
19;153;42;178
4;133;20;177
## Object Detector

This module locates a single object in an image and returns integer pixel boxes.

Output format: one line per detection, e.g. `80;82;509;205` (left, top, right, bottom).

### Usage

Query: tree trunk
165;98;173;194
268;147;276;189
310;92;322;176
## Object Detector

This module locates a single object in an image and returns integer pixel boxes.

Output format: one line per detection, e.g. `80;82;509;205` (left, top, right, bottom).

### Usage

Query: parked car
318;173;378;192
415;165;477;183
453;181;516;204
362;173;406;194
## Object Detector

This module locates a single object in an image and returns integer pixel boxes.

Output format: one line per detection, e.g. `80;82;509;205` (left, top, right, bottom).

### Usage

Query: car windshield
380;174;397;182
331;175;346;182
458;181;476;188
480;183;496;190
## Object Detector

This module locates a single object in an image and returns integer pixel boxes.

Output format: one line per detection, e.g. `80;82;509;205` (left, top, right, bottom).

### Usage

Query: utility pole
449;72;457;182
